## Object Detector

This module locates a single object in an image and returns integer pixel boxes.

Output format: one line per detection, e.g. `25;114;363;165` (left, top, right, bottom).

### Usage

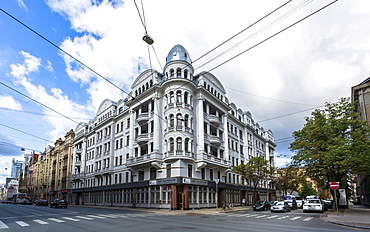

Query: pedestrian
242;198;246;206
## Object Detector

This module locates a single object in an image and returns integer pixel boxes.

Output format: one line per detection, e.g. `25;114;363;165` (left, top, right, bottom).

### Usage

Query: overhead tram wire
0;123;53;143
258;105;324;123
207;0;339;72
0;81;79;124
194;0;313;71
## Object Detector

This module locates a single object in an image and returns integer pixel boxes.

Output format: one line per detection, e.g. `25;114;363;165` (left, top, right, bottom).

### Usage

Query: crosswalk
223;213;314;222
0;213;162;230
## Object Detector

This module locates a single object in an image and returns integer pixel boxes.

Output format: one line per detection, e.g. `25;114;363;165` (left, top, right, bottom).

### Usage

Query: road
0;204;365;232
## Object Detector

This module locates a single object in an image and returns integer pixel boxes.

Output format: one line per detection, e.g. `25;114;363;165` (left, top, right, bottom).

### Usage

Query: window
169;92;174;103
184;69;188;79
185;138;189;152
201;168;205;179
210;169;214;181
170;69;174;78
176;68;181;78
176;91;181;103
166;164;171;178
176;137;182;151
138;170;144;181
169;138;174;151
169;114;174;127
127;118;130;128
150;167;156;180
177;114;182;126
188;164;192;178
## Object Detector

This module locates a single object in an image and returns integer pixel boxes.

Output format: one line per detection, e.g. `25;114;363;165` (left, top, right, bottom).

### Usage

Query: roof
166;44;192;64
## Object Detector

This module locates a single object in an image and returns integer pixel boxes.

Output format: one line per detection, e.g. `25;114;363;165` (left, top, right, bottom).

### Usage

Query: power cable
0;81;79;124
0;123;53;143
133;0;147;34
208;0;338;72
258;105;324;123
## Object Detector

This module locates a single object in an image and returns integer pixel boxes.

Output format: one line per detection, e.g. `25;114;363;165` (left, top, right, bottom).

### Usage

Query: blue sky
1;0;370;185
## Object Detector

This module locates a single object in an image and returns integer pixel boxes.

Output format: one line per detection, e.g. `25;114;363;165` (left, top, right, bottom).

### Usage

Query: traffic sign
330;182;340;190
163;185;168;190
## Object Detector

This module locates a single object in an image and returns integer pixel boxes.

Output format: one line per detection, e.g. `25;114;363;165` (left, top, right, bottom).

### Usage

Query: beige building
50;129;75;202
33;145;53;201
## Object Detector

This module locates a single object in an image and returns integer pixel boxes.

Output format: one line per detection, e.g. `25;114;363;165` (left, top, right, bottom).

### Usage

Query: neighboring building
71;45;276;209
26;153;39;200
11;159;23;179
351;78;370;206
33;145;53;201
50;130;75;202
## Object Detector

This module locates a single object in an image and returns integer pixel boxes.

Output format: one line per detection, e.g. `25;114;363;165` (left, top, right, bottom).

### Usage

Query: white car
303;199;324;213
296;200;303;209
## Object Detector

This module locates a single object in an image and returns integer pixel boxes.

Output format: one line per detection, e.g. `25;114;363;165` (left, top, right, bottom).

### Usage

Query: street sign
163;185;168;190
330;182;340;190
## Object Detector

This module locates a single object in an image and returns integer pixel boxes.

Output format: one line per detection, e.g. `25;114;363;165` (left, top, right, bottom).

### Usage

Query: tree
274;164;305;196
298;182;317;199
290;98;370;195
232;156;273;204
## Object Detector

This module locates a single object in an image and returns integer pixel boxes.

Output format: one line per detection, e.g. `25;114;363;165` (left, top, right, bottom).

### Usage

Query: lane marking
255;215;267;218
267;215;279;219
290;216;301;220
87;215;106;219
277;216;290;220
15;221;30;227
33;219;49;225
62;217;80;221
48;218;65;223
0;220;9;229
75;216;94;220
303;217;313;221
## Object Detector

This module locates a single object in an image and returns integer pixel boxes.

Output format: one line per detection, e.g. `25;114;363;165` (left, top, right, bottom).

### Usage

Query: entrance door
176;186;184;210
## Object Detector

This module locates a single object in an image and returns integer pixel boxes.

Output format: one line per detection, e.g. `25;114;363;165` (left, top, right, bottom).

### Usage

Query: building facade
71;45;276;209
11;159;23;179
351;78;370;206
33;145;53;201
50;129;75;202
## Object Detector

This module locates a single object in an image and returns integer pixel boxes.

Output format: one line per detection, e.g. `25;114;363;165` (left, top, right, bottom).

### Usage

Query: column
197;97;205;154
153;97;160;153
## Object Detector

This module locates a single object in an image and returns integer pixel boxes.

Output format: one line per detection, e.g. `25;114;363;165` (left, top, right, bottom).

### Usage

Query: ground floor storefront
72;177;276;210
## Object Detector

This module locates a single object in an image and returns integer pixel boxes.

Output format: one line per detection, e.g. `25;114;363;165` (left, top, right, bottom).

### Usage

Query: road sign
330;182;340;190
163;185;168;190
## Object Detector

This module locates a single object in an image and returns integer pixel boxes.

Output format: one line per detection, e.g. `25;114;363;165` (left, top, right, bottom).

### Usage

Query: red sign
330;182;340;190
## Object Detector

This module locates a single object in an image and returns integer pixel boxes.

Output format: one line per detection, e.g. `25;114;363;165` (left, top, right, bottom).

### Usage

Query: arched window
169;138;174;151
184;69;188;79
185;138;189;152
170;69;174;78
176;91;181;103
138;88;141;94
169;91;174;104
204;82;207;87
177;114;182;127
184;92;188;104
184;115;189;128
176;68;181;78
135;90;138;96
176;137;182;151
169;114;174;127
150;80;153;86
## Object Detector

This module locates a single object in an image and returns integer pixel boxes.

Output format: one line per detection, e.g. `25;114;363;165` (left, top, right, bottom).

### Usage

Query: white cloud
0;95;22;110
17;0;28;11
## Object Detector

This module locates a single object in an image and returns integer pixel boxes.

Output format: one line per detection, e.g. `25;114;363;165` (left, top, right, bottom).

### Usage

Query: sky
0;0;369;186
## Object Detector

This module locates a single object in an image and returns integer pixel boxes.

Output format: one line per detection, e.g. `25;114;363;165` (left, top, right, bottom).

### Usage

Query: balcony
136;112;150;125
198;153;230;168
75;160;81;166
164;151;195;161
209;135;221;146
71;173;85;180
135;133;151;144
75;148;82;154
126;153;163;167
208;115;221;127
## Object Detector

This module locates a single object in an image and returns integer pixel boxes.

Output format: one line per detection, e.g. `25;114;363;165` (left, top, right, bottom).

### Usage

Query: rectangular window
166;164;171;178
188;164;192;178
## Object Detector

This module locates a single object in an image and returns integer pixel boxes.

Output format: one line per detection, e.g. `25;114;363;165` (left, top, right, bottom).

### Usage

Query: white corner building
71;45;276;209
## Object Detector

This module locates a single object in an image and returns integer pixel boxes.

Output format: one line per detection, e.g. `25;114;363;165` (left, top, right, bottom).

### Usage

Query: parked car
296;200;303;209
36;199;49;206
50;199;68;208
323;199;333;209
270;201;290;213
303;199;324;213
252;200;272;211
22;197;33;205
284;199;298;210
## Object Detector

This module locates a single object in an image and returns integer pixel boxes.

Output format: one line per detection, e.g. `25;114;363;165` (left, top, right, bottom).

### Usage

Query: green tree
274;164;305;196
232;156;273;204
290;98;370;193
298;182;317;199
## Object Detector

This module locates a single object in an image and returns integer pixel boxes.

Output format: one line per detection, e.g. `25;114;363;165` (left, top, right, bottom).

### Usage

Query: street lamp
142;34;154;45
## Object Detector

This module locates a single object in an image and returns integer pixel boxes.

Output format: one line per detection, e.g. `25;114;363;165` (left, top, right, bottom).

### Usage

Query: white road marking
277;216;290;220
62;217;80;221
15;221;30;227
290;216;301;220
303;217;314;221
33;219;49;225
0;220;9;229
75;216;94;220
48;218;65;223
255;215;267;218
87;215;106;219
267;215;279;219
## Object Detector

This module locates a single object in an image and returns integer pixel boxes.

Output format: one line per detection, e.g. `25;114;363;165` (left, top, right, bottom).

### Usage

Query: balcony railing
136;112;150;125
164;151;195;160
126;153;163;166
199;153;230;167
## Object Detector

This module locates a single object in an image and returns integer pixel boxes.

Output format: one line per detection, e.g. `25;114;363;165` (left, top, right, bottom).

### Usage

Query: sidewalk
321;204;370;230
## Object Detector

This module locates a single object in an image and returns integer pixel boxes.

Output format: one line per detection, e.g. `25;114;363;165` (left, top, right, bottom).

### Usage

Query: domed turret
166;44;192;64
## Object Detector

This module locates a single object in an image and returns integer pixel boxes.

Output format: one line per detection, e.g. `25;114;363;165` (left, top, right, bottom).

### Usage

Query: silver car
270;201;290;213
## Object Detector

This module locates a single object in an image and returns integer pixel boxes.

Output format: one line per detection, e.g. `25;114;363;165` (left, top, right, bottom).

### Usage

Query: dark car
36;199;49;206
22;197;33;205
284;199;298;210
252;200;272;211
50;199;68;208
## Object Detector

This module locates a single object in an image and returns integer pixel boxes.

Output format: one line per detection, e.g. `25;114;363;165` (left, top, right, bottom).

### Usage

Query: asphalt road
0;204;364;232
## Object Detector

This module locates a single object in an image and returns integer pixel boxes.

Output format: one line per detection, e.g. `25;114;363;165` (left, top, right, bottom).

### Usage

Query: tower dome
166;44;192;64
